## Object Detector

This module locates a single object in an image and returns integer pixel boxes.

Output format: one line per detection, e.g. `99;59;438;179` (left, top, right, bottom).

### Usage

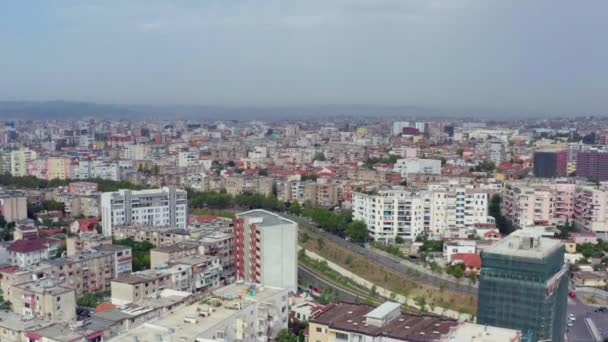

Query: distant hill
0;101;439;120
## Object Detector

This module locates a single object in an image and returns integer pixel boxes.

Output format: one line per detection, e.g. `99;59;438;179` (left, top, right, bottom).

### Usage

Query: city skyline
2;0;608;115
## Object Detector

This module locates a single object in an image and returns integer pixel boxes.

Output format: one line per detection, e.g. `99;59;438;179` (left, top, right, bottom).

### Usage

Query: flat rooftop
110;283;286;341
441;322;522;341
311;302;458;341
484;228;562;259
237;209;295;228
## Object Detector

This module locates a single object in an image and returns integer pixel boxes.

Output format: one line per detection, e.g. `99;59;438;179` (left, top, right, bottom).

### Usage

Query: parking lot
567;292;608;341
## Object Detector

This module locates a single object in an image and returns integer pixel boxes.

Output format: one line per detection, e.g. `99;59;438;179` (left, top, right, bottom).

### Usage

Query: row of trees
0;174;146;192
291;204;368;242
188;190;284;211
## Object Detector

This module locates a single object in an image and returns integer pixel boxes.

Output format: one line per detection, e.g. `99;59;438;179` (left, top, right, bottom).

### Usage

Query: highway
285;213;478;297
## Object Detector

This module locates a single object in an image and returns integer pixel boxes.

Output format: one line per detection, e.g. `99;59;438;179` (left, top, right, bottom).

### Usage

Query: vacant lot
299;228;477;315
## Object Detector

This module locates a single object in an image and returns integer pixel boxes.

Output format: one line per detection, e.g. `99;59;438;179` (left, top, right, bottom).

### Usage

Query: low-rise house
450;253;482;275
6;238;61;267
443;239;476;262
572;270;608;287
69;218;99;234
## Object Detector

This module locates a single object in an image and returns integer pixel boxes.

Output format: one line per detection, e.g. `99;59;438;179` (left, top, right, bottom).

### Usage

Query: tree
414;296;427;312
289;202;302;215
259;169;269;176
489;194;513;235
395;236;405;244
312;152;326;162
346;220;368;242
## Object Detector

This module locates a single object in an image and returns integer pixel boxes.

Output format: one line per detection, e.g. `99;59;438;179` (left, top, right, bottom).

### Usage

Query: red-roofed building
95;301;116;313
70;218;99;234
451;253;482;275
7;238;61;267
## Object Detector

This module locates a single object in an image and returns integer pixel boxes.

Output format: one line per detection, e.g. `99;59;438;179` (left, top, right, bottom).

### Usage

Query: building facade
234;210;297;291
477;229;568;342
100;187;187;236
533;149;567;178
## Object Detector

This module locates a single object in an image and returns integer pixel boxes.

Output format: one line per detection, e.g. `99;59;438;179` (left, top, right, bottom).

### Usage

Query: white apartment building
392;121;410;136
488;140;511;165
353;186;489;242
70;160;131;181
235;210;298;291
393;158;441;177
178;151;199;167
101;187;187;237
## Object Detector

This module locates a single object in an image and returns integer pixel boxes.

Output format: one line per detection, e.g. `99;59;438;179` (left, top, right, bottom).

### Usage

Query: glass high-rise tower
477;229;568;342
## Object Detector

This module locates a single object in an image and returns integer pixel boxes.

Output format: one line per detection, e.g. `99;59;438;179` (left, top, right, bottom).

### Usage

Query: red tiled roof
451;253;482;269
0;265;19;273
95;302;116;313
483;229;502;238
7;238;60;253
76;218;98;232
188;215;219;224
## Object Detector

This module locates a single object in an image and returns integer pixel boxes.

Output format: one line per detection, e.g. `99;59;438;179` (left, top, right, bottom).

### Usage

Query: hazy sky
1;0;607;115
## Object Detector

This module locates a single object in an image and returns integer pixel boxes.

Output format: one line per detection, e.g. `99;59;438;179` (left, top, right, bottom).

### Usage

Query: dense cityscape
0;117;603;341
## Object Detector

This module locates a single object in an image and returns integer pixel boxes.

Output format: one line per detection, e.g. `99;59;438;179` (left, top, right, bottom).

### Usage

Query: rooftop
237;209;296;228
439;322;522;342
111;283;286;342
151;243;199;254
7;237;60;253
311;302;458;342
483;228;562;259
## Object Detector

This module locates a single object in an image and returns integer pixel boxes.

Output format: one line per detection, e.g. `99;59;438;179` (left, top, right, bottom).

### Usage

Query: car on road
567;323;574;327
569;314;575;318
569;291;576;298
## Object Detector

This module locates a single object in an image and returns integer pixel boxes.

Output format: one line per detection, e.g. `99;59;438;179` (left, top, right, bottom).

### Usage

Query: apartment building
111;255;221;305
150;243;199;268
10;148;37;177
27;157;71;180
68;181;99;195
11;279;77;322
0;190;27;222
111;273;174;305
234;210;298;291
533;148;568;178
393;158;441;176
101;187;187;236
177;151;199;167
353;186;489;242
224;175;274;196
112;225;191;246
66;233;112;256
501;181;576;229
281;178;339;207
199;232;235;282
576;149;608;181
574;185;608;238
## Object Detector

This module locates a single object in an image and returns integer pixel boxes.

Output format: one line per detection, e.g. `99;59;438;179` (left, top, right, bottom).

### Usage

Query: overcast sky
1;0;607;115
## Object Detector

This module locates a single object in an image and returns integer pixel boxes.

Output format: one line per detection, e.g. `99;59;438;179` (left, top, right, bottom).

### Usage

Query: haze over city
2;0;608;116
